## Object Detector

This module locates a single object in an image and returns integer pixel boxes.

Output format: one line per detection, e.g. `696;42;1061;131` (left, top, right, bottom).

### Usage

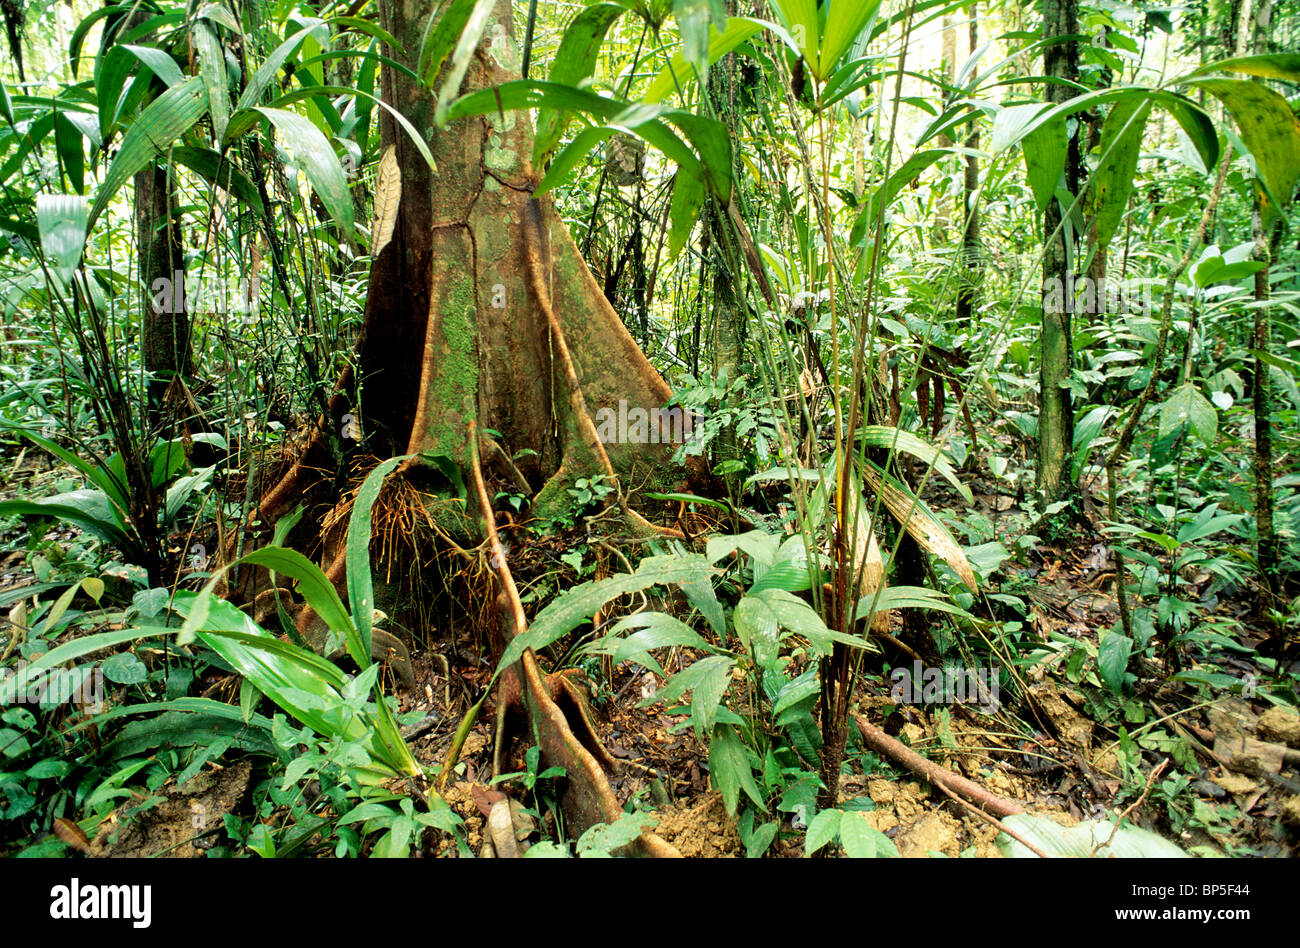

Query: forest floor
2;441;1299;858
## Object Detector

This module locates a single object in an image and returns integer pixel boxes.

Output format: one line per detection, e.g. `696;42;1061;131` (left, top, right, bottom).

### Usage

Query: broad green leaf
266;84;435;172
191;21;230;141
1190;53;1300;84
1022;118;1067;213
772;667;819;717
0;492;128;547
418;0;492;91
538;125;616;195
170;147;264;217
70;5;135;77
805;807;841;855
235;21;329;113
1155;91;1219;173
856;585;972;623
88;78;208;229
850;148;947;246
672;0;727;79
169;592;418;779
645;17;770;103
576;811;658;857
0;428;127;512
39;583;80;638
734;594;782;670
666;109;732;201
164;466;214;524
706;529;781;566
817;0;883;80
992;102;1050;154
196;2;242;32
1097;630;1132;694
496;554;715;673
534;2;626;162
587;612;713;676
767;0;819;74
709;723;764;817
676;573;725;636
839;809;878;858
433;0;497;126
1158;382;1217;445
118;44;184;88
1188;77;1300;220
54;111;86;194
666;165;705;260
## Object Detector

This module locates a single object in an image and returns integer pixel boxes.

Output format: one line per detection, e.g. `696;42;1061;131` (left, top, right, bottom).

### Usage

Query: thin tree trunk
1037;0;1080;507
137;160;191;416
1248;0;1279;608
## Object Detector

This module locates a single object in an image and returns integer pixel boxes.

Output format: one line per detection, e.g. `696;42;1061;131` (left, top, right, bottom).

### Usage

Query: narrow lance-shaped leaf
235;21;328;113
170;146;264;217
191;20;230;141
36;193;88;283
433;0;498;126
254;106;355;236
346;455;411;662
1188;52;1300;84
1087;95;1153;251
645;16;771;103
534;2;625;164
816;0;883;80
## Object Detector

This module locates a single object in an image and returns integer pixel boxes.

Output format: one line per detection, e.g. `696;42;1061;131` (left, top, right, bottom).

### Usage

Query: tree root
520;197;685;541
853;714;1025;820
255;364;354;525
469;423;681;857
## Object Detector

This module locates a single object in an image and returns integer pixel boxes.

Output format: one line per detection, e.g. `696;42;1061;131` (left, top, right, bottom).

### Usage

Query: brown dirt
90;760;252;857
653;792;741;857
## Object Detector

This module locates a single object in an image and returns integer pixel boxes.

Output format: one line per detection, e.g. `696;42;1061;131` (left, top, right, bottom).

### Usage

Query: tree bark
1036;0;1080;507
137;159;191;416
1247;0;1280;609
352;0;687;514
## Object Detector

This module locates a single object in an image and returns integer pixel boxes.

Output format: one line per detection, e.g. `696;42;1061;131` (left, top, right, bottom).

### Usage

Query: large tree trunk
254;0;689;854
354;0;684;513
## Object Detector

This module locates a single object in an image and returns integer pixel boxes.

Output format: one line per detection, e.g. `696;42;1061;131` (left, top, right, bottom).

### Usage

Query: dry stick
1104;150;1231;639
854;714;1025;819
521;198;684;540
1091;758;1168;857
932;780;1051;859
